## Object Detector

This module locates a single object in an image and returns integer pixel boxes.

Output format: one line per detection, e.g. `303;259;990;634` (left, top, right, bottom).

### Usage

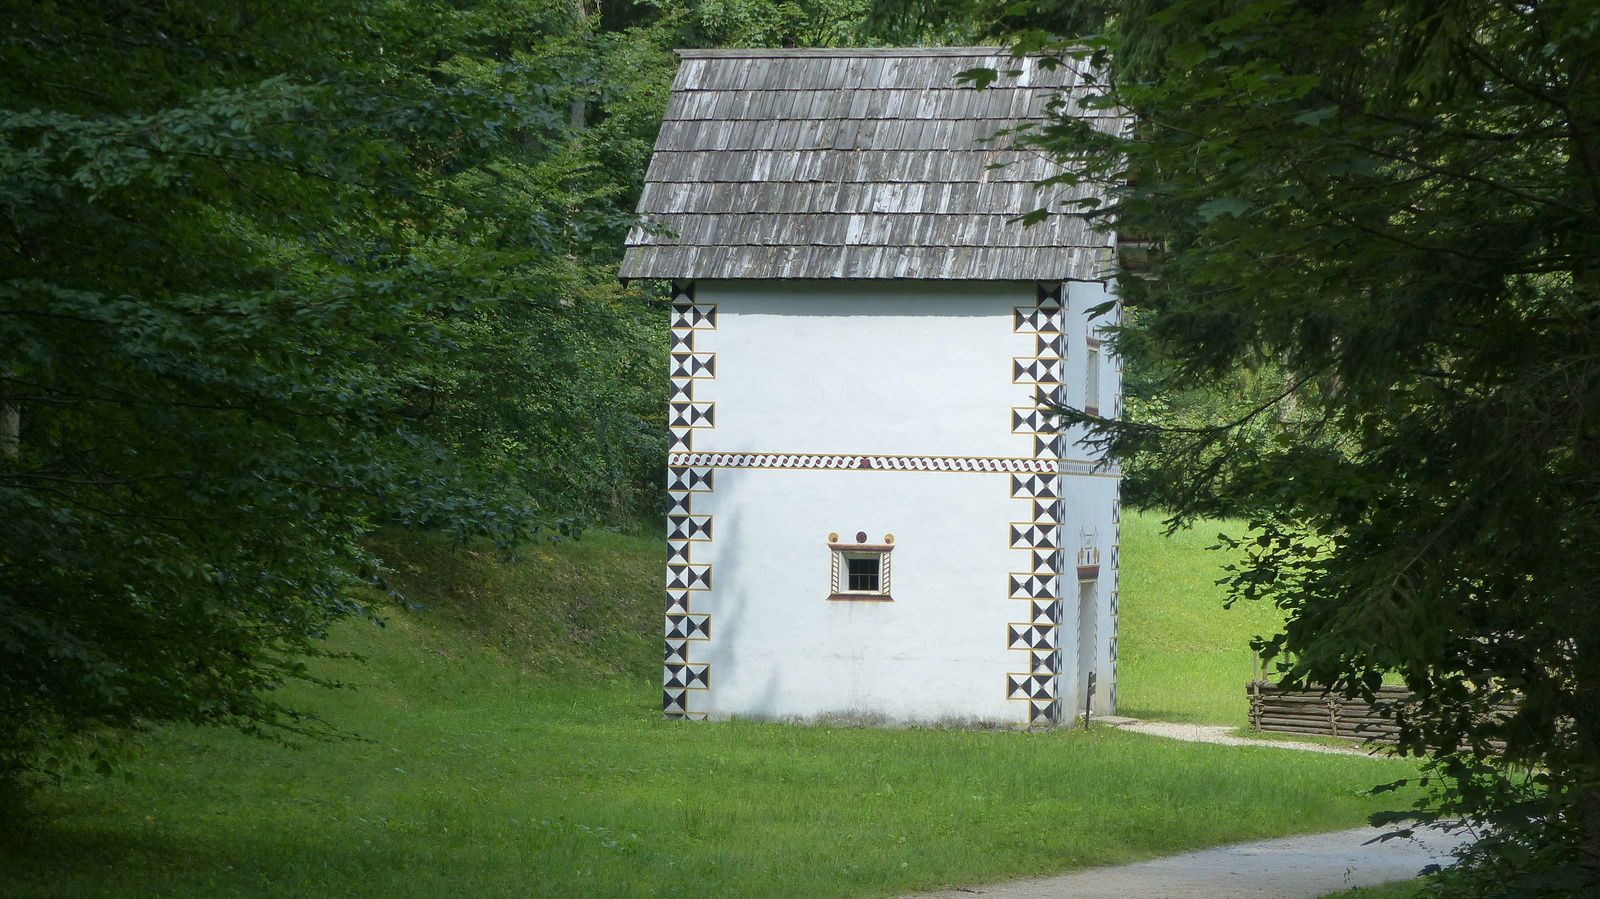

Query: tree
0;0;926;805
998;1;1600;894
0;0;675;799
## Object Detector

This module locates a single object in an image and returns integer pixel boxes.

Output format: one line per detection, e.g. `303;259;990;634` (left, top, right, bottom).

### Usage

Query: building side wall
664;280;1121;725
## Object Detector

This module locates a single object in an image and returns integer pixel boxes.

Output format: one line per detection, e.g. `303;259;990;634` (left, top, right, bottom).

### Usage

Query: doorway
1076;580;1097;717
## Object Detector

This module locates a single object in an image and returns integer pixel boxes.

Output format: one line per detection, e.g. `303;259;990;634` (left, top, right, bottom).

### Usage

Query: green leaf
1197;197;1251;220
955;67;999;91
1292;106;1338;126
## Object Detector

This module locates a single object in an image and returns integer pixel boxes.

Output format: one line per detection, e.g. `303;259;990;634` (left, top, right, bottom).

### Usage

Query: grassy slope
1118;510;1284;726
1319;883;1426;899
0;525;1415;898
363;528;664;681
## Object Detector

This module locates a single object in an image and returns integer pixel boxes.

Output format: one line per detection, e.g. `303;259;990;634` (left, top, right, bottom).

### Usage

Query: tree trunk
0;398;16;458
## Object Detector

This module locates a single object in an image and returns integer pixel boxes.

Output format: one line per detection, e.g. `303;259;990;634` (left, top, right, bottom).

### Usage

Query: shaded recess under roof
620;47;1129;282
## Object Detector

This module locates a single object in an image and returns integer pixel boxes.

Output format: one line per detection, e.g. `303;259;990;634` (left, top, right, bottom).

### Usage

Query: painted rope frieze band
666;452;1117;476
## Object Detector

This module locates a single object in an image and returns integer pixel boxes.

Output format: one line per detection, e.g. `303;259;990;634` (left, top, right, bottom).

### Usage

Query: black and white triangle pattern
1007;673;1057;701
1008;623;1058;651
665;613;711;641
1029;599;1063;625
1010;523;1058;550
1009;572;1057;600
1031;649;1062;675
666;467;714;492
667;514;713;541
1007;284;1070;726
669;402;715;429
1011;407;1061;434
1013;357;1064;384
670;282;717;331
1031;498;1064;524
1010;473;1059;500
667;283;715;454
671;353;716;379
666;564;712;591
671;305;717;330
665;638;689;663
1028;549;1063;576
664;282;714;721
664;662;710;690
1014;303;1063;334
1033;434;1067;458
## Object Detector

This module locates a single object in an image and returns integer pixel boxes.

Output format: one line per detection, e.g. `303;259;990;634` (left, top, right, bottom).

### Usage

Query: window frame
1084;337;1102;416
827;535;894;601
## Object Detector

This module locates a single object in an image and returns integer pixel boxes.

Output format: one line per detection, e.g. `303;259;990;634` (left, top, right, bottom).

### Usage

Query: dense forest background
358;0;1025;530
390;0;1180;525
2;0;1061;796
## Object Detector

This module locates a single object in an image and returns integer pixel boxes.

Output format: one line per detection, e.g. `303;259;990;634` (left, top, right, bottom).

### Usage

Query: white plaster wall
676;279;1121;724
691;281;1036;459
694;467;1018;723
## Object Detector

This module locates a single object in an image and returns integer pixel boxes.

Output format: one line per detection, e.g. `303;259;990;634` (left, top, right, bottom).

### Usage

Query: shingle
619;48;1128;281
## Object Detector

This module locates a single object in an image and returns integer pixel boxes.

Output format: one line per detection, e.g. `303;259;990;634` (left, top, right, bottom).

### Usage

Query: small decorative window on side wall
827;531;894;601
1085;337;1102;416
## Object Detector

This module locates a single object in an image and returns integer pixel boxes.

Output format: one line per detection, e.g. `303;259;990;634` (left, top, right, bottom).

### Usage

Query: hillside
364;528;665;682
1117;511;1286;726
0;523;1418;899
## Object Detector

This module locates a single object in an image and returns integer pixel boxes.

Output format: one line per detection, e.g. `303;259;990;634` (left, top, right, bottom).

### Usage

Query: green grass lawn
1118;511;1283;726
0;525;1419;898
1319;882;1426;899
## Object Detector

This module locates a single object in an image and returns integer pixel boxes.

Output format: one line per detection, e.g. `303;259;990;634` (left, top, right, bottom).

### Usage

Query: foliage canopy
1008;0;1600;893
0;0;915;805
0;0;675;795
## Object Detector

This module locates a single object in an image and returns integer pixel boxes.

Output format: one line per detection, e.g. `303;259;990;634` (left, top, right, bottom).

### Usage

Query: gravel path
1112;720;1371;756
902;825;1467;899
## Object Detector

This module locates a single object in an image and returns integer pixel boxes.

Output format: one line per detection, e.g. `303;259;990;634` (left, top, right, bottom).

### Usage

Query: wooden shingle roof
620;47;1128;282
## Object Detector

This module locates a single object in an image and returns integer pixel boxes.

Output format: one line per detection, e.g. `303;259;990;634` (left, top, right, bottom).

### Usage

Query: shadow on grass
0;819;283;895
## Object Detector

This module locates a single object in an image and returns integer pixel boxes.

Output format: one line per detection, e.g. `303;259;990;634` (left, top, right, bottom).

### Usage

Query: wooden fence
1248;680;1517;751
1247;681;1410;744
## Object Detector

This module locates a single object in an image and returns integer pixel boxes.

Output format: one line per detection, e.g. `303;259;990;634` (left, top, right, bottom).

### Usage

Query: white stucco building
621;48;1128;727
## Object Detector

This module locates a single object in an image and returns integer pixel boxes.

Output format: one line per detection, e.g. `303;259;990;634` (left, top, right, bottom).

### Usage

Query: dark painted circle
855;531;867;543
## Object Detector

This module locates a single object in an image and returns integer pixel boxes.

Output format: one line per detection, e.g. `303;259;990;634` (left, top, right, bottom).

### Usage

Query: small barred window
827;533;894;601
847;556;880;591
